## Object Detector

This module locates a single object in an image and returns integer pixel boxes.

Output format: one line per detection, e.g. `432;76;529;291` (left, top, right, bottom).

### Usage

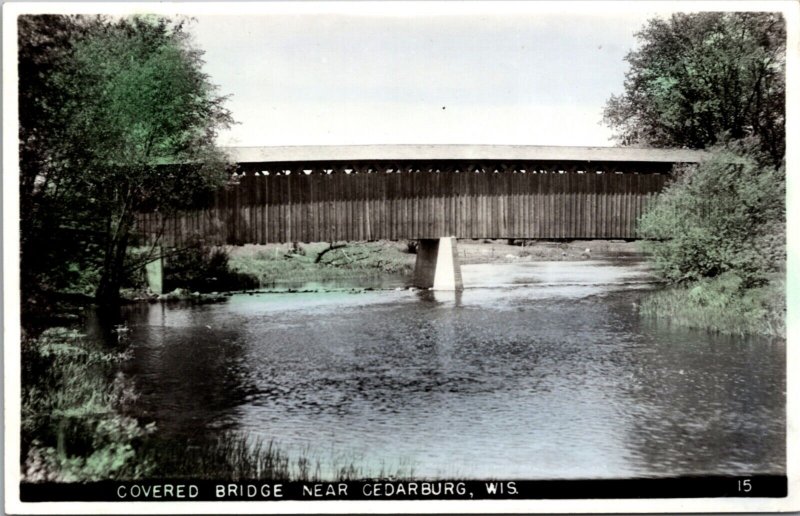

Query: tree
18;15;104;307
19;15;233;307
603;12;785;166
604;12;786;287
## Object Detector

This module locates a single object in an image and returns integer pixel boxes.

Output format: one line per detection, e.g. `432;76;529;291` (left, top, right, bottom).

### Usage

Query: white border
3;1;798;514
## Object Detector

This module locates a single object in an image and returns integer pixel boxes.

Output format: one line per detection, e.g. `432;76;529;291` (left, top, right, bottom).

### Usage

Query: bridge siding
137;170;666;246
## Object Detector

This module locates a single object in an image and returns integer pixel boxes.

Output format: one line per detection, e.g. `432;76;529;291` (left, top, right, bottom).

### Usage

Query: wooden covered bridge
137;145;707;290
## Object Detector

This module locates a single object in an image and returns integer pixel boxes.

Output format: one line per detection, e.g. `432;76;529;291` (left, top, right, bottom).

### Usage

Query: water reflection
117;303;255;436
96;260;785;479
415;289;463;306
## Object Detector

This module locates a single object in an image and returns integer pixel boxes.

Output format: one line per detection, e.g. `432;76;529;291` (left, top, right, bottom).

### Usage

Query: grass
145;432;415;481
143;433;291;480
228;241;415;286
21;328;156;482
638;272;785;338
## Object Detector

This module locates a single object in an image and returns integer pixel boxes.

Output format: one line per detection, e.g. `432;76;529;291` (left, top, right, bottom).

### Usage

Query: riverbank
227;241;414;285
227;240;784;339
21;328;154;481
638;273;785;338
225;239;642;286
457;239;641;263
127;238;784;340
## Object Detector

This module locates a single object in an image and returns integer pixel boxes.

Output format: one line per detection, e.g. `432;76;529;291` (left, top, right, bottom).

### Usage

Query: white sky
188;6;671;148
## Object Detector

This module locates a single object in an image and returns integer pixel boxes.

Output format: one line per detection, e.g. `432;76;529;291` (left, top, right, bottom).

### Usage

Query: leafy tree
18;15;105;308
604;12;785;166
19;15;233;307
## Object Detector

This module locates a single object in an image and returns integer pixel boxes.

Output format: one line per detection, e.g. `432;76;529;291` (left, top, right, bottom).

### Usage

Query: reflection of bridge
137;145;707;291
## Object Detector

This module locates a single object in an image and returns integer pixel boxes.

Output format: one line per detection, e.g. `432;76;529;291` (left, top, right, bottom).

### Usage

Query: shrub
638;147;785;286
164;241;257;292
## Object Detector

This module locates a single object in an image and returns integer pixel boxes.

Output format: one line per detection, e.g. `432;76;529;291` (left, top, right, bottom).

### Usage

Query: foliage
606;13;787;335
637;148;784;286
603;12;785;165
163;241;257;292
18;16;105;311
21;328;155;481
18;15;233;310
639;273;785;337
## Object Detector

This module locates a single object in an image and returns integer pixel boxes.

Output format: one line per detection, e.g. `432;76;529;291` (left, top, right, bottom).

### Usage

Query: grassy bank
151;239;646;293
634;148;785;339
225;239;642;287
227;241;416;286
638;273;785;338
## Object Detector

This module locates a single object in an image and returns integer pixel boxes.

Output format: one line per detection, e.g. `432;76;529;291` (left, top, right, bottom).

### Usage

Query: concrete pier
144;247;164;294
413;237;463;291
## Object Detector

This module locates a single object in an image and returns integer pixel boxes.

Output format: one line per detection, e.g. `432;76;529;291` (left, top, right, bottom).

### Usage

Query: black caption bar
20;476;787;502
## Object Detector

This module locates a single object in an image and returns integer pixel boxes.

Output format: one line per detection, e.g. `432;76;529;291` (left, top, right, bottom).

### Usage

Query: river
97;260;786;479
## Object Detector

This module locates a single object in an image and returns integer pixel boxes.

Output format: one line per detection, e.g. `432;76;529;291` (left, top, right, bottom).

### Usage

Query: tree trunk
96;213;133;306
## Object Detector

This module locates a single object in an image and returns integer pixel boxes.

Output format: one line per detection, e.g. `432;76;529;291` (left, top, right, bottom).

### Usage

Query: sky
187;5;673;148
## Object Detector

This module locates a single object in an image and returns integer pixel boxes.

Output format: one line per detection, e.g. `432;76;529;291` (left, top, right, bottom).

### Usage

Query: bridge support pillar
143;247;164;295
413;237;463;291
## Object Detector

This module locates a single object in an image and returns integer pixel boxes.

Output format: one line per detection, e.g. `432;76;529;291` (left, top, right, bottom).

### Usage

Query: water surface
109;260;785;479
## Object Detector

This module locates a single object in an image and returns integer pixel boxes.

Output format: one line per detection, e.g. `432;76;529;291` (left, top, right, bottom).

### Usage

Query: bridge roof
226;145;709;164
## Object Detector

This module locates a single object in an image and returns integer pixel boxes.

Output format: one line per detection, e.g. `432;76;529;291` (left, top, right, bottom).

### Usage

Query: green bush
636;145;785;337
638;147;785;286
164;241;257;292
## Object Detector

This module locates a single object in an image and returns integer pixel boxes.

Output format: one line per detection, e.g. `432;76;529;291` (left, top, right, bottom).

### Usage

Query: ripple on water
114;261;786;479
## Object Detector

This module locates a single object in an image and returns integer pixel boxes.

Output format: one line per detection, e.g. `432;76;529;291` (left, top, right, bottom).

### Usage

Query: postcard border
3;1;799;513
